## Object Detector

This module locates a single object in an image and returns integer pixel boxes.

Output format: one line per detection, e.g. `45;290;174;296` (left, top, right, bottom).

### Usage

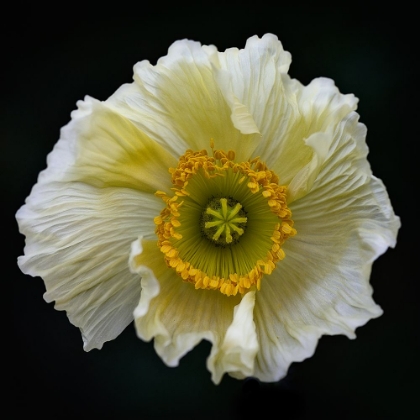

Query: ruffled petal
207;290;259;384
210;33;292;142
211;34;361;203
130;237;259;384
285;78;360;202
252;113;400;382
209;34;316;200
210;34;304;177
17;182;161;350
292;111;400;248
65;98;178;194
16;96;165;351
107;39;261;162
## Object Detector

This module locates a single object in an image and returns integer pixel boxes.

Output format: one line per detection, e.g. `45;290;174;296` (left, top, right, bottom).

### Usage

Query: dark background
7;7;416;419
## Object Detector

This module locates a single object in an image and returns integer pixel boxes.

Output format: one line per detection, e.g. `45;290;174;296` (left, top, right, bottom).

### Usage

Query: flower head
16;34;400;384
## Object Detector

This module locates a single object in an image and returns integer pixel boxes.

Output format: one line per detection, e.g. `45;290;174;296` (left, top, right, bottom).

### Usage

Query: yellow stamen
154;145;296;296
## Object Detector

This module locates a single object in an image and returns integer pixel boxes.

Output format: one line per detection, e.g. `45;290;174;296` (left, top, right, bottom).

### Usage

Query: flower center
201;197;247;246
154;143;296;296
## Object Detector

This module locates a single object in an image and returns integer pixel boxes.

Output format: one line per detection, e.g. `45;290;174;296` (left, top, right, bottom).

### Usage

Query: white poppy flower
16;33;401;384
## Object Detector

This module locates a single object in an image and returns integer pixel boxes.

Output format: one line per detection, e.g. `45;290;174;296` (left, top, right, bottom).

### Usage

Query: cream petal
107;39;261;162
208;53;260;136
210;33;292;140
106;82;186;157
65;99;178;194
130;237;258;384
285;131;331;203
210;34;305;173
35;95;98;183
254;223;387;382
207;290;259;384
212;36;361;202
17;181;161;350
16;97;165;350
252;115;400;382
296;77;359;130
281;78;361;203
210;34;319;197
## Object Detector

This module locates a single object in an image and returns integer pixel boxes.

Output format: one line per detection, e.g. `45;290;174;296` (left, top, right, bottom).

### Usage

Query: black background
8;7;417;419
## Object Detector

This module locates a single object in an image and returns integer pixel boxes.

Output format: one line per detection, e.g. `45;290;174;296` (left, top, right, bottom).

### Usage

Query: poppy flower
16;34;400;384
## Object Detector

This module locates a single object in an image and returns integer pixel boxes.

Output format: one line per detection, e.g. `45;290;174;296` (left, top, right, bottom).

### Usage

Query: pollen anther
154;146;296;296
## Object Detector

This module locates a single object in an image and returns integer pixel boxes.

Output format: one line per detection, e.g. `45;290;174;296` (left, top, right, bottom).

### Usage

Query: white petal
207;290;259;384
212;36;362;202
66;99;178;194
210;34;304;170
130;237;258;384
285;78;360;202
254;220;386;382
106;82;187;158
16;96;165;350
297;77;359;129
17;183;161;350
107;39;261;162
252;114;400;382
208;54;260;136
210;33;323;199
294;110;400;244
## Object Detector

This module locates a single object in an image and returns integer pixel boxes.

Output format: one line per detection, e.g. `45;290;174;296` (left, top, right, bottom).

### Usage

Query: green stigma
201;197;247;246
